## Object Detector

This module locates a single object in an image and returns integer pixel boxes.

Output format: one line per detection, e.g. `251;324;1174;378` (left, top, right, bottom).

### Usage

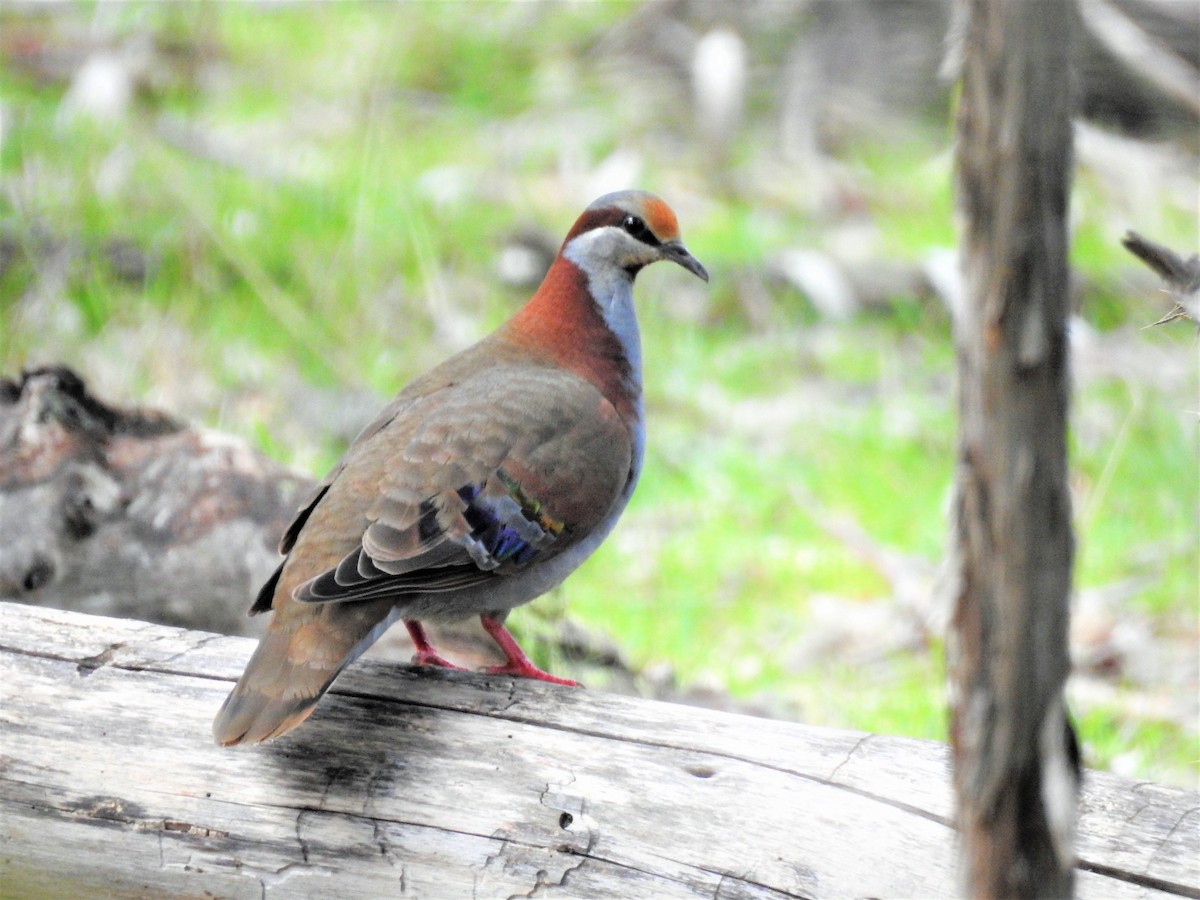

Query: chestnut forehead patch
640;197;679;241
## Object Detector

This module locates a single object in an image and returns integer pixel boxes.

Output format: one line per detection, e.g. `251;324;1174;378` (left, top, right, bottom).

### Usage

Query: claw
480;614;579;686
412;649;468;670
405;620;467;671
481;661;579;685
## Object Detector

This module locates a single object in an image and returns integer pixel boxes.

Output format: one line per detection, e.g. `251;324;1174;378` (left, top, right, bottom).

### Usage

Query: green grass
569;320;952;692
849;140;957;257
1075;704;1200;782
2;3;1196;786
1073;377;1199;617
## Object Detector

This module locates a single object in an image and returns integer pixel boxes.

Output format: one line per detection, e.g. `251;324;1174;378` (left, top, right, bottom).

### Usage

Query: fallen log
0;365;309;636
0;602;1195;898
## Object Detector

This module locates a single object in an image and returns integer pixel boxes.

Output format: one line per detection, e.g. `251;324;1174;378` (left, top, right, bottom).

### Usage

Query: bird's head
561;190;709;284
505;190;707;423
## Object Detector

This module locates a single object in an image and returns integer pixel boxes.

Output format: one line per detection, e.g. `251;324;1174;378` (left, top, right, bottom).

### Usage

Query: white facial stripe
563;225;646;387
567;225;661;270
562;223;648;492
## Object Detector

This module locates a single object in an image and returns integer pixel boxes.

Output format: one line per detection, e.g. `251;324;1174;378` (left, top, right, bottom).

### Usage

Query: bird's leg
479;614;579;686
405;620;466;670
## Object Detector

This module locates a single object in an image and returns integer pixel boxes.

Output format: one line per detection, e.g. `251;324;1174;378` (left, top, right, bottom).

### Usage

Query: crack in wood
20;792;232;844
1143;806;1200;880
147;632;223;667
315;764;353;813
1076;858;1200;900
371;820;408;890
361;759;393;819
247;860;335;896
503;853;589;900
644;851;814;900
75;642;125;677
538;772;601;859
1121;801;1152;825
710;871;807;900
824;733;873;783
0;632;233;685
489;679;520;714
294;809;312;864
162;818;230;838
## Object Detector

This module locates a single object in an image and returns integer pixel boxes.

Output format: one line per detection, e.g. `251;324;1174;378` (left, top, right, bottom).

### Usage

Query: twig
1121;230;1200;326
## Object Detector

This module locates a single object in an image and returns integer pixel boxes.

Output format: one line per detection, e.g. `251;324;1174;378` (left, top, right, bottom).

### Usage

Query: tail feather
213;683;325;746
213;601;399;745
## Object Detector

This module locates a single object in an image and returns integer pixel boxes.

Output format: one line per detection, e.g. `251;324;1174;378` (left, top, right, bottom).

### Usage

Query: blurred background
1;1;1196;786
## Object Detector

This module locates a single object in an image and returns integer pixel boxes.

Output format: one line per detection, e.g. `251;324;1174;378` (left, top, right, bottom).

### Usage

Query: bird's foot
479;614;580;687
411;649;468;670
405;620;467;671
482;660;579;686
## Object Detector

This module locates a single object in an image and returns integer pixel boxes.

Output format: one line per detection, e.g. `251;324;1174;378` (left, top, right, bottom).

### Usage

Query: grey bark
950;0;1081;897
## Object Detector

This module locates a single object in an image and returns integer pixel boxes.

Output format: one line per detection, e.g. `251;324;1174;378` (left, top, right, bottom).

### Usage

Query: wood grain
1;601;1195;899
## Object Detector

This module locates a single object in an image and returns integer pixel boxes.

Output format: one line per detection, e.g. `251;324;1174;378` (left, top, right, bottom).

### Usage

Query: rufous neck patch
503;258;639;425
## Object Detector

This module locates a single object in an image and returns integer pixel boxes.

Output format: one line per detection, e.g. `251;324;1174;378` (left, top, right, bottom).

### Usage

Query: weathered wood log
0;365;310;636
0;602;1196;899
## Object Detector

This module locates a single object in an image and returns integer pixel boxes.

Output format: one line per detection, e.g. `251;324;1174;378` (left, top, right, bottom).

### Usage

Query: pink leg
405;620;466;670
479;614;579;686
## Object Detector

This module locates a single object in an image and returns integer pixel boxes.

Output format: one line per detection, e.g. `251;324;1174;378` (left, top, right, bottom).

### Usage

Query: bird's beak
661;241;709;282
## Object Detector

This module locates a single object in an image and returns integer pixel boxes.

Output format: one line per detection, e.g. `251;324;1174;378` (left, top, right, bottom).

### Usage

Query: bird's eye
622;215;649;240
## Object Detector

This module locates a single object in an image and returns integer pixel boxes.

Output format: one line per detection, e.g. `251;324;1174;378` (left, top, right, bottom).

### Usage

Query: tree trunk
950;0;1081;897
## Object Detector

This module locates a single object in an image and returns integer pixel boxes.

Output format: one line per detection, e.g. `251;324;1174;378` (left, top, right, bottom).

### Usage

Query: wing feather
283;362;633;609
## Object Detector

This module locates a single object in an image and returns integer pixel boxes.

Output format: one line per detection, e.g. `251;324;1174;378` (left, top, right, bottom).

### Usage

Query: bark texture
950;0;1081;896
